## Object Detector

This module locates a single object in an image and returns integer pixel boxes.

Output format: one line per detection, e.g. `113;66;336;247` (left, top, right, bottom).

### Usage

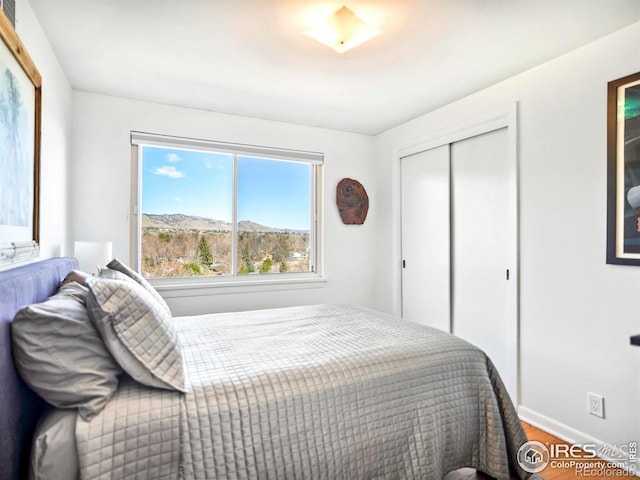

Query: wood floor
445;422;631;480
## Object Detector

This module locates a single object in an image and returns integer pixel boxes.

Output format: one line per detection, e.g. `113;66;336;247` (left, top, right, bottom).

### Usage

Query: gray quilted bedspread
76;304;532;479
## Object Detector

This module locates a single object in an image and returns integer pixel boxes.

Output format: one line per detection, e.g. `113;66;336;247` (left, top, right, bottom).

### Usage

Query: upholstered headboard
0;257;78;480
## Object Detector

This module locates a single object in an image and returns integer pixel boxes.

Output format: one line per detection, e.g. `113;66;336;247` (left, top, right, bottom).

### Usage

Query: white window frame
130;132;324;296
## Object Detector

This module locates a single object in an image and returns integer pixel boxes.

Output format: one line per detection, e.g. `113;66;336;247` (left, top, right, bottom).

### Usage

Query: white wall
70;92;376;315
374;22;640;456
11;0;73;261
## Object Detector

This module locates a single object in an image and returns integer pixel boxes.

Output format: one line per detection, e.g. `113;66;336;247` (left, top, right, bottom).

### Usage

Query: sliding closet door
450;127;517;399
400;145;450;331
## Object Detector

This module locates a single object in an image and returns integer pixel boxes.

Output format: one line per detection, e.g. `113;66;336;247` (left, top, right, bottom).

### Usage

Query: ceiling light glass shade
303;6;382;54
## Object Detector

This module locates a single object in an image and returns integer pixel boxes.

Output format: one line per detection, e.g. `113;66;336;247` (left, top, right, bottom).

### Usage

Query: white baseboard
518;406;639;477
519;406;602;445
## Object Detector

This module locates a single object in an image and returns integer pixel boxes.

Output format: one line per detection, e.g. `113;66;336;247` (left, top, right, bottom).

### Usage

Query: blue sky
141;146;311;230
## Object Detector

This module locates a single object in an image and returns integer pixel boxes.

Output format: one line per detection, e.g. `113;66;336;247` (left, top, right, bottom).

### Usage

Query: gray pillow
62;270;92;287
106;258;171;317
29;408;79;480
11;282;122;421
86;277;186;392
62;268;129;285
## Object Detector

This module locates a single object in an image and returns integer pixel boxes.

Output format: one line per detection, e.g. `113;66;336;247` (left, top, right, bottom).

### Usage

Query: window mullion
231;154;238;276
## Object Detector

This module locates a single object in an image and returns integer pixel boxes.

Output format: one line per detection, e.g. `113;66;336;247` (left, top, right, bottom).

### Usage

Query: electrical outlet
588;392;604;418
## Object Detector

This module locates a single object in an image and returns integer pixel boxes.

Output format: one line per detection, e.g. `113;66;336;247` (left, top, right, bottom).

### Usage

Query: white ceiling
28;0;640;135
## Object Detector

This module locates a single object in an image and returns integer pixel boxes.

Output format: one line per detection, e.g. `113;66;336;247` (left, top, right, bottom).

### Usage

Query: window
131;132;322;284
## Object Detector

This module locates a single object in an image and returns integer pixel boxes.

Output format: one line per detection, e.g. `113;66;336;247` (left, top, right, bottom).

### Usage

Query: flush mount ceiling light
303;5;382;54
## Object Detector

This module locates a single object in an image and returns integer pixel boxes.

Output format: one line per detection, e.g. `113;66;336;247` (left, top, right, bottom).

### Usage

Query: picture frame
0;10;41;263
606;71;640;265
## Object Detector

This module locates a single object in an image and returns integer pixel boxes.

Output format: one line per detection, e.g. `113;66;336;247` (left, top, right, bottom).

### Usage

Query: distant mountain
142;213;307;233
142;213;231;231
237;220;282;233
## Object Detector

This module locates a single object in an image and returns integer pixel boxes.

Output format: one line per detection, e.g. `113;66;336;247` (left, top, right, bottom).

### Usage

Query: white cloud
166;153;181;163
153;166;185;178
203;159;213;169
175;197;183;203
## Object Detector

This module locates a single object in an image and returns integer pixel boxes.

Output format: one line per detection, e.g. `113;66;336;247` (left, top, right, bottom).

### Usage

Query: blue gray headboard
0;257;78;480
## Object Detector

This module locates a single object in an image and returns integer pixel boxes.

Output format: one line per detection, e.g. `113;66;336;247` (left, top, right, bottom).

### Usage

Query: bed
0;257;78;480
0;257;536;480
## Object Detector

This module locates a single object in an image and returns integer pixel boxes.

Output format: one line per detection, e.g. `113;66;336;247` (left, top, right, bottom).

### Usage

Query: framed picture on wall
0;10;41;263
607;71;640;265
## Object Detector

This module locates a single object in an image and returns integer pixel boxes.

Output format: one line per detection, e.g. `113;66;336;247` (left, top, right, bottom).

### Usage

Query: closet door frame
393;102;520;404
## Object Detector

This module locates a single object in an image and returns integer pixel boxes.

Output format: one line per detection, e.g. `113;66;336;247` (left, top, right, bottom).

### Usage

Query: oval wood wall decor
336;178;369;225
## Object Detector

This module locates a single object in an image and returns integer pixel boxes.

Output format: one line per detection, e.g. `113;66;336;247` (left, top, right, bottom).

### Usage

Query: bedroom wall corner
3;0;74;266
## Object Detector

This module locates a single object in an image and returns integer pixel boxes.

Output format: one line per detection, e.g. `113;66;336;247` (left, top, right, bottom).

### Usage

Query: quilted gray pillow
106;258;171;317
11;281;122;420
86;277;186;392
98;267;132;282
62;267;130;284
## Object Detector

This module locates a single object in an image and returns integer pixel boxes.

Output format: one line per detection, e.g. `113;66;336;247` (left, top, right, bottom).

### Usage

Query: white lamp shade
74;241;113;273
